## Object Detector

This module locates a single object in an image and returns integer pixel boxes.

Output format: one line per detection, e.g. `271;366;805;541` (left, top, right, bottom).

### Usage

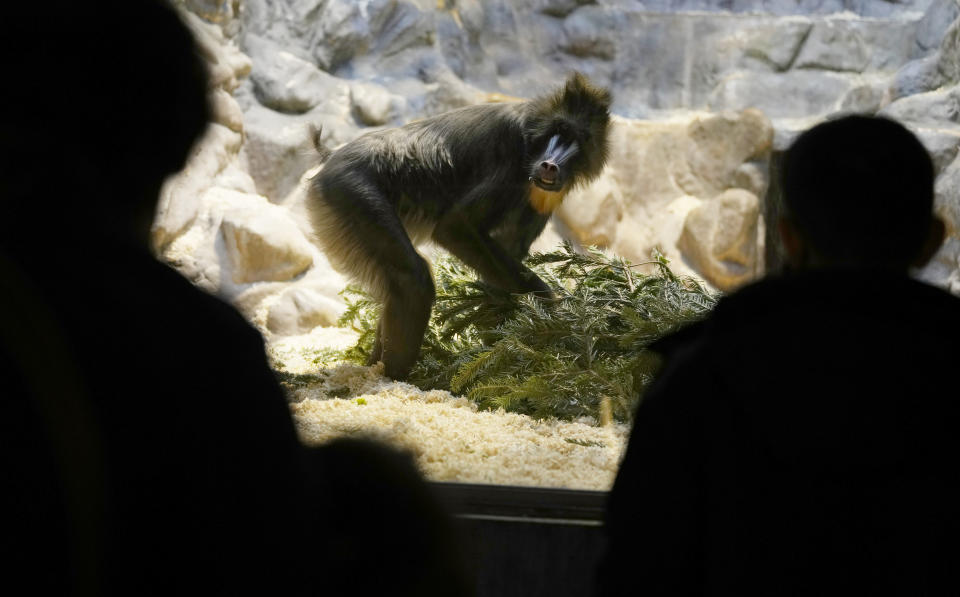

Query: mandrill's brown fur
307;72;611;380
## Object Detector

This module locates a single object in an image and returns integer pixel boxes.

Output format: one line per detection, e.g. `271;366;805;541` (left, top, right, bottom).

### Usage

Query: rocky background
159;0;960;344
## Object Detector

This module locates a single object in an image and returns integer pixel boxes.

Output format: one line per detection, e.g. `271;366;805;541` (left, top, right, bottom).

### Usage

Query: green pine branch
337;242;717;422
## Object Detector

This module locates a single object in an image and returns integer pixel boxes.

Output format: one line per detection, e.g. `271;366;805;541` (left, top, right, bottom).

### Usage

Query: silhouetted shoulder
602;271;960;596
1;234;303;594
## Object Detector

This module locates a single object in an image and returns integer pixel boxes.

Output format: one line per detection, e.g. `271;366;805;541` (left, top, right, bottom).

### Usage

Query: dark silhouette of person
308;437;475;597
0;2;470;596
597;115;960;596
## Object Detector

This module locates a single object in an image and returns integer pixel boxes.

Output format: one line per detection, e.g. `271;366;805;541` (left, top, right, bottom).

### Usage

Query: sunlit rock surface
156;125;239;249
220;203;313;283
679;188;762;289
266;285;344;335
556;109;772;289
919;153;960;294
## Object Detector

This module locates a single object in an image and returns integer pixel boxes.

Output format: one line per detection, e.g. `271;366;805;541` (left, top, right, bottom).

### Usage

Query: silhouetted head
526;73;611;197
311;437;473;596
779;115;943;271
1;0;209;243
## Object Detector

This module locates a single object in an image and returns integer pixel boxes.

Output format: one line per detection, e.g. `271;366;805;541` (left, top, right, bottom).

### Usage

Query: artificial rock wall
157;0;960;341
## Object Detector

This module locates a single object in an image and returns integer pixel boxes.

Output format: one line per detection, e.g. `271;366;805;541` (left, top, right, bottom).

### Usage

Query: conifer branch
338;242;717;422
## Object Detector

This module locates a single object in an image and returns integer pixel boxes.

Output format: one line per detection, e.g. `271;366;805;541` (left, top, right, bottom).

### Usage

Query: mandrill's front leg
432;209;553;299
491;200;552;262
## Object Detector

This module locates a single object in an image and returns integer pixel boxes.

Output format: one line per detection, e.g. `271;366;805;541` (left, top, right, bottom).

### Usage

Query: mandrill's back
316;101;530;208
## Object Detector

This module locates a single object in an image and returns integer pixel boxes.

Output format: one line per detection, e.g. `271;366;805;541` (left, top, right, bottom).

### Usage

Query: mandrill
307;72;611;379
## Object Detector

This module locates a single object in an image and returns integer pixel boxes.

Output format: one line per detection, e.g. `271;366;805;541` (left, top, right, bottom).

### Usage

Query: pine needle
337;242;717;422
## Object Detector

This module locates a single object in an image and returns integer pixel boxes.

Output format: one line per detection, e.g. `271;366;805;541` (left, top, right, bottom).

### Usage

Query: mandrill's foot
381;360;413;381
366;323;384;366
365;347;383;368
531;281;555;300
522;271;555;300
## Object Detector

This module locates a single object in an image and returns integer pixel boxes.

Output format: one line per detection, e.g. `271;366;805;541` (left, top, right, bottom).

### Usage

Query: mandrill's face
526;125;582;214
524;72;612;214
525;113;608;214
529;129;581;192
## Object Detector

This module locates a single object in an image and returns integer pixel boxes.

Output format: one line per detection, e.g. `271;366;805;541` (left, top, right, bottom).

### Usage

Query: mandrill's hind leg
358;241;434;380
367;320;384;367
313;182;435;380
374;256;434;379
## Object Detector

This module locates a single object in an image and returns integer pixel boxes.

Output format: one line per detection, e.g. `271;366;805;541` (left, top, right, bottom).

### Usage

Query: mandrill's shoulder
406;101;528;136
323;100;533;179
404;103;529;161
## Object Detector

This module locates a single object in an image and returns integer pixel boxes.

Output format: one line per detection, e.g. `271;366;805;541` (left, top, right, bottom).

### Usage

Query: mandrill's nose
539;161;558;184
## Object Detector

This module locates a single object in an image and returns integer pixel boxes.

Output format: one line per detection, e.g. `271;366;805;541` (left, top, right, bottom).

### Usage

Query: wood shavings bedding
271;333;628;490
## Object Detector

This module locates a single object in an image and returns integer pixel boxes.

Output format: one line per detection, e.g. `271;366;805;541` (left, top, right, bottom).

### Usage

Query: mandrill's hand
521;270;555;300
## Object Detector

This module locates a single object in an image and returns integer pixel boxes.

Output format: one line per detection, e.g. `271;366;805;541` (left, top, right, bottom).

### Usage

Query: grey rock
350;81;401;126
455;0;487;37
416;71;487;116
742;18;812;71
242;4;929;123
478;0;521;43
794;19;870;72
846;17;922;72
244;34;339;113
239;0;323;62
889;53;946;101
879;84;960;127
535;0;593;18
918;152;960;292
915;237;960;293
608;11;918;114
608;0;932;18
284;0;434;74
708;70;855;118
686;16;803;109
231;78;260;112
563;5;617;60
309;0;383;71
612;14;690;111
434;11;471;79
915;0;960;54
914;126;960;173
843;0;935;19
243;103;352;203
373;1;435;57
772;120;812;152
935;152;960;239
266;286;341;335
351;48;483;117
938;16;960;84
838;80;886;114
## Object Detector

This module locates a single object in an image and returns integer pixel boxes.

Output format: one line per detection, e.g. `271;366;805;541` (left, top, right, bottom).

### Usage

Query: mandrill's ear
561;72;612;117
